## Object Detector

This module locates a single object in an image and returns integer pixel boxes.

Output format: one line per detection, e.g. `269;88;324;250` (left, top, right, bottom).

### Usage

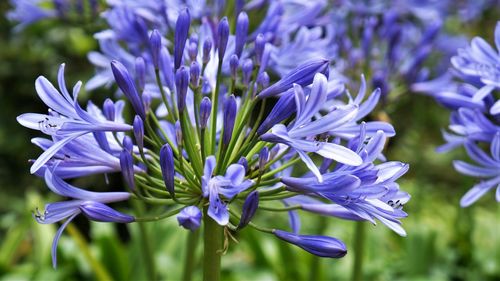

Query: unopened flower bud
217;17;230;62
259;147;269;172
119;149;135;190
174;8;191;70
230;54;239;79
238;191;259;229
273;230;347;258
133;116;144;153
122;136;133;152
149;29;162;69
111;60;146;120
235;12;249;57
175;66;190;113
188;40;198;61
200;97;211;129
242;59;253;86
223;95;237;145
202;39;212;64
160;143;175;197
255;34;266;65
103;99;115;121
190;61;200;87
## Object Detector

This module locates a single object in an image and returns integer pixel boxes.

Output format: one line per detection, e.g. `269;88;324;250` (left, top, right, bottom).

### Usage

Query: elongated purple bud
149;29;162;69
133;115;144;153
230;54;239;79
202;39;212;64
111;61;146;120
273;230;347;258
238;191;259;229
119;149;135;190
258;59;329;99
103;99;115;121
174;9;191;70
159;46;175;90
259;147;269;172
160;143;175;196
238;157;248;172
257;89;295;135
122;136;133;152
255;34;266;65
188;41;198;61
242;59;253;86
217;17;230;62
190;61;200;87
80;201;134;223
175;66;190;113
235;12;249;57
257;71;270;90
135;57;146;92
177;206;202;230
200;97;211;129
223;95;237;145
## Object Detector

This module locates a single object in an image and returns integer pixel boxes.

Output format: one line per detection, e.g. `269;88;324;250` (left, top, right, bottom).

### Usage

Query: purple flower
455;133;500;206
261;74;362;181
177;206;202;231
17;64;132;174
201;156;254;225
34;169;133;268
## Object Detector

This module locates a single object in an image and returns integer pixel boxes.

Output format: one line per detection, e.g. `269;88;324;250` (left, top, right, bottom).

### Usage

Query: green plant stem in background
203;207;223;281
182;229;200;281
132;201;157;281
351;221;366;281
66;224;113;281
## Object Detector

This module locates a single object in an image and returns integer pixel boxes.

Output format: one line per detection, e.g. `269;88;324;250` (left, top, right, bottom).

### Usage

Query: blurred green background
0;2;499;280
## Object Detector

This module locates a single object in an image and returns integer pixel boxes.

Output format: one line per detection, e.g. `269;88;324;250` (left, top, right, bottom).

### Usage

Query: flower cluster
415;22;500;206
17;6;410;267
7;0;99;31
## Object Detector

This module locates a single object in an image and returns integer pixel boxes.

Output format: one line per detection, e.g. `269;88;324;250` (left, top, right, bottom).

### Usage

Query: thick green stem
203;207;223;281
351;221;366;281
182;230;200;281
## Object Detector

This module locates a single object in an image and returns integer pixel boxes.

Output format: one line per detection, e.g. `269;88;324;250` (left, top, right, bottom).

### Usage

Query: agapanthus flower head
419;21;500;206
19;7;409;264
